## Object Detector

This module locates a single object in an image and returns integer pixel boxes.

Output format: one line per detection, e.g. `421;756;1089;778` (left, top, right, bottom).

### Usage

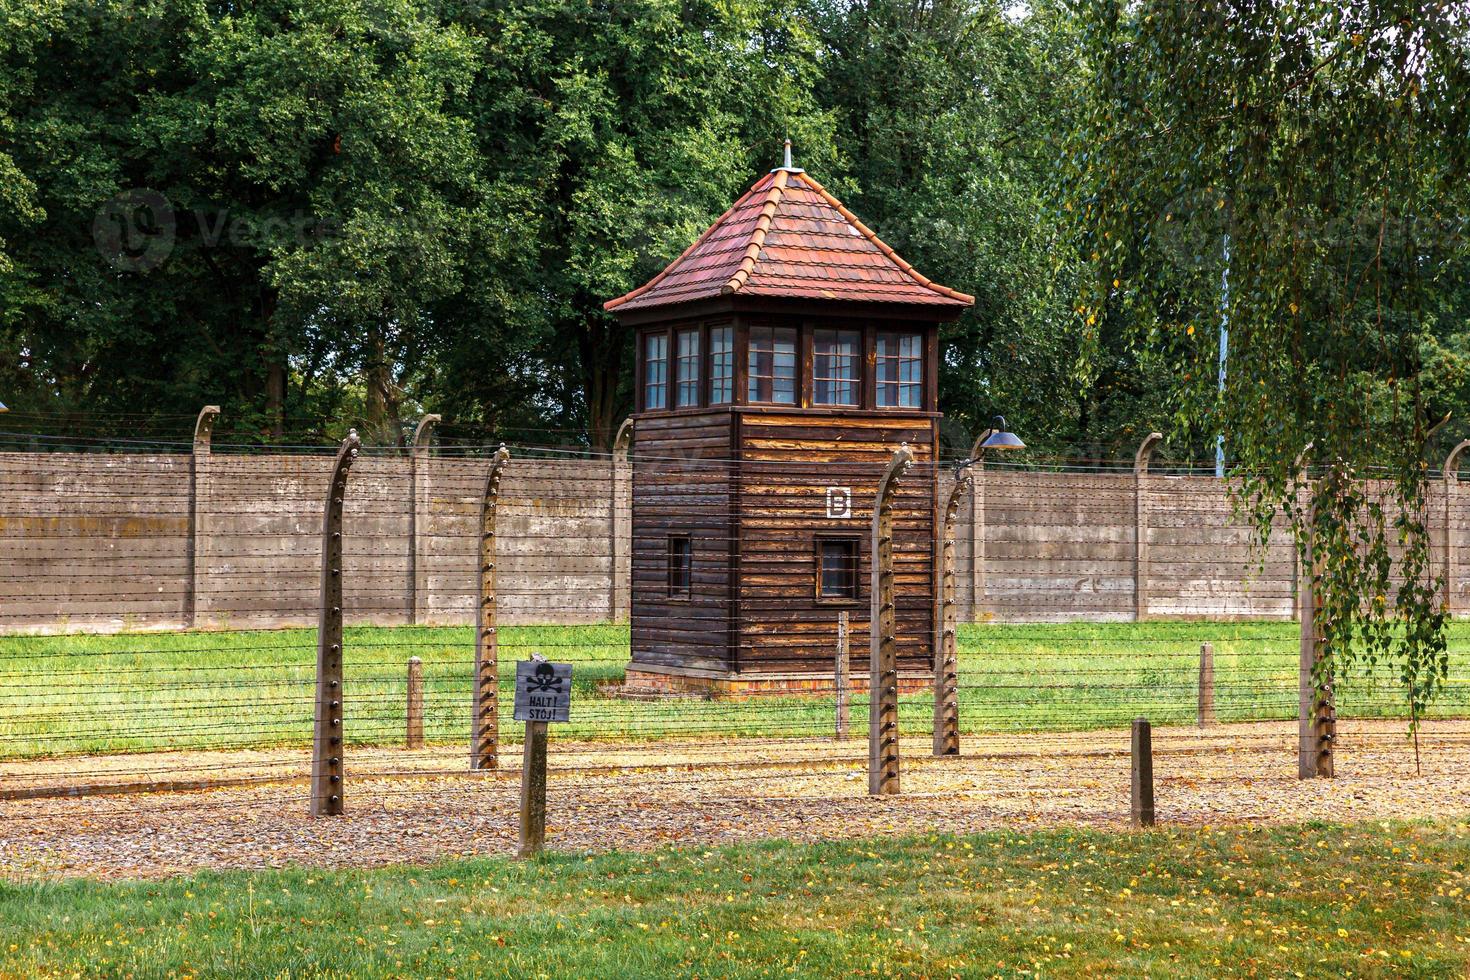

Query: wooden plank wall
628;414;736;673
736;413;935;673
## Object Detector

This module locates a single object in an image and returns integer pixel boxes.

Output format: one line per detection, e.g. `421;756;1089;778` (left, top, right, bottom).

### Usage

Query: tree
439;0;838;449
0;0;486;444
806;0;1116;455
1063;0;1470;723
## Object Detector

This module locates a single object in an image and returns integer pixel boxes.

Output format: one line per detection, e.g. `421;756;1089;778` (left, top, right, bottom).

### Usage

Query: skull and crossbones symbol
527;662;563;693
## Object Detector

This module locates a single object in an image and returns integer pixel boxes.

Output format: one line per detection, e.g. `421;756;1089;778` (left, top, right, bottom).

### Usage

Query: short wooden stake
406;656;424;749
518;720;549;858
1197;642;1215;727
835;611;850;739
1130;717;1155;827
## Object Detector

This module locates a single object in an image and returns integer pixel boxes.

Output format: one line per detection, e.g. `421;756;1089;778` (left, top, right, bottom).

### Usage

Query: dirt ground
3;720;1468;880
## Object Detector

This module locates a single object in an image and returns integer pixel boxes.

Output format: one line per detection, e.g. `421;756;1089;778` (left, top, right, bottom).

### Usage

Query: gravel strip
2;720;1468;880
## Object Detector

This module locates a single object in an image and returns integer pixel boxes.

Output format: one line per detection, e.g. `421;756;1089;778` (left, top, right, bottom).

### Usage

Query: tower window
816;537;859;600
668;535;692;597
644;333;669;410
709;326;734;404
813;330;861;406
675;329;701;407
748;326;797;404
876;332;923;408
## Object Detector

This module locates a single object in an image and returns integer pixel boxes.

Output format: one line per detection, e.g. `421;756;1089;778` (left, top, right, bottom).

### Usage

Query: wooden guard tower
605;144;973;695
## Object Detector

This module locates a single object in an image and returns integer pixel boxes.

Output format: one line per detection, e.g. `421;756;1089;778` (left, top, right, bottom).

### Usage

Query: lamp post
962;415;1026;621
935;416;1024;755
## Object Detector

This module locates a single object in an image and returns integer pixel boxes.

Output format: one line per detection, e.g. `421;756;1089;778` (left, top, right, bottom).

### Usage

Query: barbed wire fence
1;411;1469;871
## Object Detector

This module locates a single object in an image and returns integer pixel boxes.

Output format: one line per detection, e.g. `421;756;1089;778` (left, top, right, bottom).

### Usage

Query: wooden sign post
519;721;549;858
514;657;572;857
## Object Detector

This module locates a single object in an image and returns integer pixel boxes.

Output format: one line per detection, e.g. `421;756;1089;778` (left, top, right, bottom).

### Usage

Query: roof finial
771;138;803;175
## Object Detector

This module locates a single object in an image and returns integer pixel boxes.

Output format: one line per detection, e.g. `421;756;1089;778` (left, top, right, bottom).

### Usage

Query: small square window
813;329;861;406
644;333;669;410
709;326;734;404
675;329;701;407
668;535;692;597
748;326;797;404
876;332;923;408
816;538;859;600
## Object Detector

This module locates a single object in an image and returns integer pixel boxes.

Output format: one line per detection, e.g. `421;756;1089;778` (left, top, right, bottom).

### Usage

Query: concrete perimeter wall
2;449;1466;632
0;451;617;633
945;468;1468;623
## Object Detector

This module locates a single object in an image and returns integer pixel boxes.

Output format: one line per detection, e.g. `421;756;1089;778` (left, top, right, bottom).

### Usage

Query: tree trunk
365;317;401;444
265;360;286;440
580;315;628;452
259;289;285;439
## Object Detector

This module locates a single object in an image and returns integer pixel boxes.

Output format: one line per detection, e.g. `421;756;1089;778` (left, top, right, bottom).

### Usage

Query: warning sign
513;660;572;723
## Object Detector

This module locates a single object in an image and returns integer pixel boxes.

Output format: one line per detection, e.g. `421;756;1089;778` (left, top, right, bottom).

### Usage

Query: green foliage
0;0;1133;452
806;0;1098;452
9;0;1463;472
0;0;488;443
1062;0;1470;722
432;0;838;447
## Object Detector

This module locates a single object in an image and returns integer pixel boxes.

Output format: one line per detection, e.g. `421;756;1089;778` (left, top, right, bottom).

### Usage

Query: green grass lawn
2;821;1468;977
1;621;1467;760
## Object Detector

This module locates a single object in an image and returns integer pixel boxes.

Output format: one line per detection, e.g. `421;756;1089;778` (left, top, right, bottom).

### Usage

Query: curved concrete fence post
409;414;441;625
869;443;913;795
310;429;361;816
472;445;512;771
187;405;221;629
1442;439;1470;616
933;464;973;756
1133;432;1163;622
611;418;634;623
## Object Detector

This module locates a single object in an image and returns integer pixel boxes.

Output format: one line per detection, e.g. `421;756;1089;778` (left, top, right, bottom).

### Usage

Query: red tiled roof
605;169;974;313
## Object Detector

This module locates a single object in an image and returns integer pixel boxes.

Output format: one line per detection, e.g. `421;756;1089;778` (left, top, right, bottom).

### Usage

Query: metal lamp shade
978;416;1024;451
